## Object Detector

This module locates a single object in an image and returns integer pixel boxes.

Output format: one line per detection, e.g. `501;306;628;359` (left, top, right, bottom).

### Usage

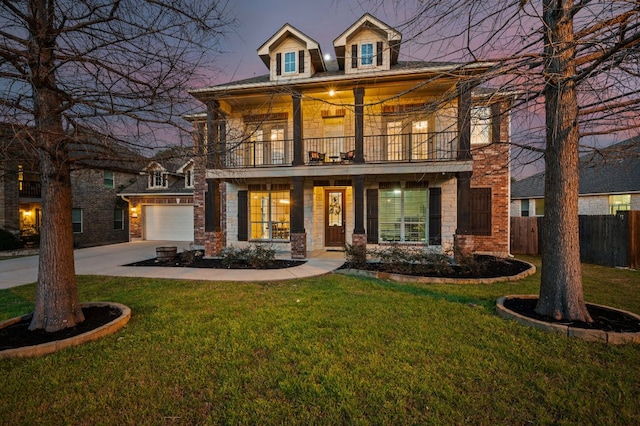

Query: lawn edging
0;302;131;358
335;260;536;284
496;294;640;344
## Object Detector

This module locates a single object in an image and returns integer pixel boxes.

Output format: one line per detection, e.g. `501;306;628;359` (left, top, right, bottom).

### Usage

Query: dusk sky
213;0;412;83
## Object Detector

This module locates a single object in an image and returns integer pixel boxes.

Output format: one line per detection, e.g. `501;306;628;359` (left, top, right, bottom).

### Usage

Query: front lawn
1;257;639;424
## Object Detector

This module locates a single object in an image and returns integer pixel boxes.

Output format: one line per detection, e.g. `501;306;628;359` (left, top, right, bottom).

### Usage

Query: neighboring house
0;124;142;248
117;157;195;242
511;137;640;216
183;14;513;259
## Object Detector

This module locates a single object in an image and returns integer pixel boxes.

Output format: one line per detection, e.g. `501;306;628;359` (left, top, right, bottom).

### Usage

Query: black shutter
276;53;282;76
429;188;442;245
376;42;383;66
351;44;358;69
237;190;248;241
366;189;378;243
471;188;492;236
298;50;305;73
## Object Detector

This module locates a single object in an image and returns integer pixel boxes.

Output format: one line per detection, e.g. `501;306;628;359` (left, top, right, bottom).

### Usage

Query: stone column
290;176;306;259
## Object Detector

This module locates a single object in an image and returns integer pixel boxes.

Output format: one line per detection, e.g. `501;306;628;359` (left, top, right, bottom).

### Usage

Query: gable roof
333;13;402;70
512;136;640;199
257;23;326;72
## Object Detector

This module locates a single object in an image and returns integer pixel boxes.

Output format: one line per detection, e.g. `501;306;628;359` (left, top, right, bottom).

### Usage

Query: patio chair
308;151;326;164
340;150;355;162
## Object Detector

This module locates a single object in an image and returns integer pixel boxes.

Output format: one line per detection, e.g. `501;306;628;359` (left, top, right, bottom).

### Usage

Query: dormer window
284;52;296;73
149;170;167;189
361;43;374;66
185;168;194;188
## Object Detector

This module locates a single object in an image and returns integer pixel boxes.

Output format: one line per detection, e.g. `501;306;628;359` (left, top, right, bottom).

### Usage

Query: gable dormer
177;159;195;189
258;24;326;82
143;161;169;189
333;13;402;74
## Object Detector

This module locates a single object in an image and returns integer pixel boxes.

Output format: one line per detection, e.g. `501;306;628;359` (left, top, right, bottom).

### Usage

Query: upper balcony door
248;124;286;166
387;121;403;161
324;118;344;162
411;120;429;160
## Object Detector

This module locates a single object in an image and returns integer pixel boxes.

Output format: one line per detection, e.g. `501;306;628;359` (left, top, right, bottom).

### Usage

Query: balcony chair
340;150;355;162
308;151;326;164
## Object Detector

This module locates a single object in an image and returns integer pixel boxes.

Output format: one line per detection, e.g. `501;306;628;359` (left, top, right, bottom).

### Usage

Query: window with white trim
361;43;374;66
379;188;428;243
104;170;114;188
284;52;296;73
149;170;167;189
471;106;492;145
114;209;124;230
249;190;290;240
72;208;83;233
610;194;631;214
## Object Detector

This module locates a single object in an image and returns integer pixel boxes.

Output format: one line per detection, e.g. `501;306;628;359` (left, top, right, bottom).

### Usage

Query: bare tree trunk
28;0;84;331
536;0;592;322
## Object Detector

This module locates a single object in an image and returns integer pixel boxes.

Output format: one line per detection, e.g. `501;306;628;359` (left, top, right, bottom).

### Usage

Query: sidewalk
0;241;345;289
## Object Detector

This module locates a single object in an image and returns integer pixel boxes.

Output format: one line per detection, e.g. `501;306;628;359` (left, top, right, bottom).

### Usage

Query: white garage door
144;205;194;241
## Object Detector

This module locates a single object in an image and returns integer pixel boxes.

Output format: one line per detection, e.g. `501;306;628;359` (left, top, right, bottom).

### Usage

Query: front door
325;190;346;247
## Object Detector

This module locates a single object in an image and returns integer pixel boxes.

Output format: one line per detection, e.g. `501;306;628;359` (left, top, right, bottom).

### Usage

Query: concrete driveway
0;241;344;289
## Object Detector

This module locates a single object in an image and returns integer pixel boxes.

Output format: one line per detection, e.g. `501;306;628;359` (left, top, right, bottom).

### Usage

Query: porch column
290;176;306;259
352;174;366;248
292;92;304;166
203;178;224;256
206;100;222;168
353;87;365;164
457;82;472;161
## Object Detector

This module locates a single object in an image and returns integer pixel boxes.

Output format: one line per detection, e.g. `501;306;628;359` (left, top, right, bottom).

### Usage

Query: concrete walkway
0;241;345;289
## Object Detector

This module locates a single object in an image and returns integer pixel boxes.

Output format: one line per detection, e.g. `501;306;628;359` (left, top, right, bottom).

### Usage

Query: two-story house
186;14;512;259
1;124;142;248
118;155;195;242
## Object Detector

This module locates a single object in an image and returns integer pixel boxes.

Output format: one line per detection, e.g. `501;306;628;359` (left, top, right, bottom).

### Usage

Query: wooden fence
510;211;640;269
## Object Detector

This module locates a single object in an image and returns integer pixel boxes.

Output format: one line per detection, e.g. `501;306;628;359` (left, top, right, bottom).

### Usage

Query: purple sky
213;0;407;83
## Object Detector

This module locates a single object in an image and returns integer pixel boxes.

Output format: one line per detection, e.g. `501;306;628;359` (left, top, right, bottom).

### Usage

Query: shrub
219;244;276;268
345;243;367;266
0;229;22;251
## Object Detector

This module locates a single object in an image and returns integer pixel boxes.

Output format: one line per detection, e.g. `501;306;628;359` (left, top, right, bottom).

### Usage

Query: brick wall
0;159;20;233
71;168;134;247
469;101;511;257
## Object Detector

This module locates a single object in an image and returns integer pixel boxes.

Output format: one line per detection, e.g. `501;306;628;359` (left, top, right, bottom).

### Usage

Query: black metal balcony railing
222;131;458;168
19;180;41;198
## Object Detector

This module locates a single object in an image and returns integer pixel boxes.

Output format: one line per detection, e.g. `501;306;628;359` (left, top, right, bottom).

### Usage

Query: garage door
143;205;194;241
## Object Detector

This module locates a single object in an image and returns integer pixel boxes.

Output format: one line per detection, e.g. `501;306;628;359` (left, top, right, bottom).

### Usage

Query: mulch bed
0;305;121;350
126;257;305;269
503;297;640;333
340;255;531;279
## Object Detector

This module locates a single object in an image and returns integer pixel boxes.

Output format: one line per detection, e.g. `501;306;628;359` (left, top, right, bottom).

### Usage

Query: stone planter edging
336;260;536;285
496;294;640;344
0;302;131;358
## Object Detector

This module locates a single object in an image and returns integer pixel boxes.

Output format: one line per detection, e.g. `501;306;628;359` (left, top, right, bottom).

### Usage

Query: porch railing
19;181;41;198
222;131;458;168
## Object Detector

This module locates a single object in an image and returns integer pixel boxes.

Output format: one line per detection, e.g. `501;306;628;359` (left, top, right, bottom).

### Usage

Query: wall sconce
23;210;31;217
131;206;138;218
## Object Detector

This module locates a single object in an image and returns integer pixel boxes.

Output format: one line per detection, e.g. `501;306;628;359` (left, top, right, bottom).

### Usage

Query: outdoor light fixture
329;89;335;96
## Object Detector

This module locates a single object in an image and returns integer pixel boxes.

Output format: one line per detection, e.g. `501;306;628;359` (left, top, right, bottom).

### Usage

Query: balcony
222;131;458;168
19;181;41;198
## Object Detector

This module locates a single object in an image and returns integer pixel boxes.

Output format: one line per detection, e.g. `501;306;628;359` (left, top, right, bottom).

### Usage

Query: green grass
1;256;639;425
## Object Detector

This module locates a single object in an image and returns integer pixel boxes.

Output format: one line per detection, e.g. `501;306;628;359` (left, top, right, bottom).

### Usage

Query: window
114;209;124;230
521;199;530;217
284;51;296;73
104;170;114;188
72;208;83;233
387;121;403;161
471;188;492;235
185;168;194;188
471;106;492;145
249;190;290;240
361;43;374;66
149;170;167;188
411;120;429;160
534;199;545;216
610;194;631;214
379;188;428;243
246;124;286;165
